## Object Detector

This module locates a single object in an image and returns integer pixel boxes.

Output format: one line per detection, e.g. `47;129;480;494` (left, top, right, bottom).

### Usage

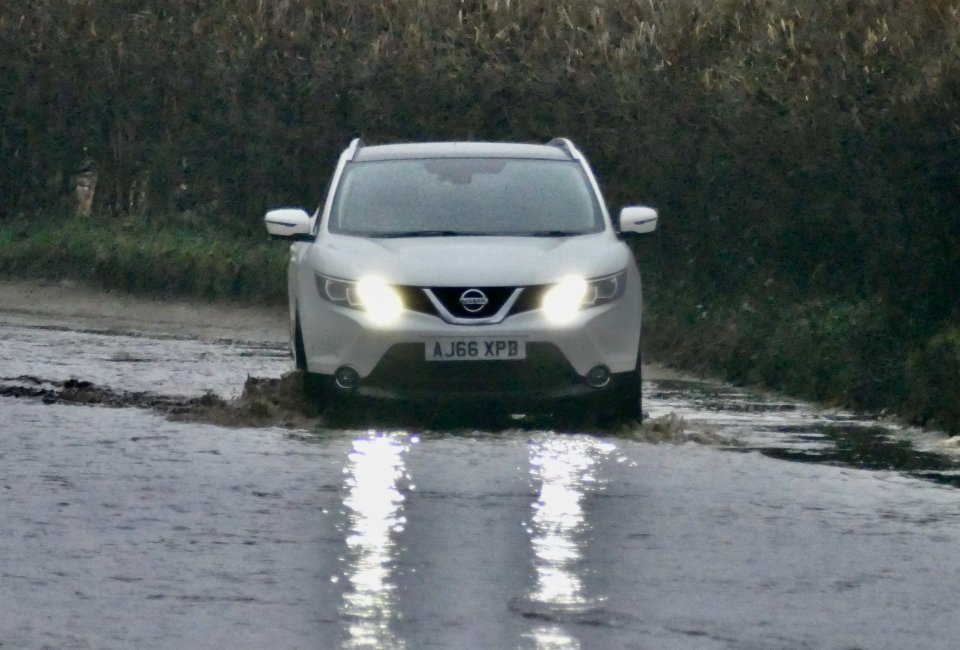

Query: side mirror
619;206;658;235
265;208;313;241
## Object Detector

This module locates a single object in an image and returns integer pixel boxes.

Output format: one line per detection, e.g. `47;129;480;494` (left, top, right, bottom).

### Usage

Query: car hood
309;233;633;286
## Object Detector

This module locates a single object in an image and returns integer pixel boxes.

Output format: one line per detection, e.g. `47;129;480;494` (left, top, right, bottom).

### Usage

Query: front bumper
297;287;640;400
361;342;585;401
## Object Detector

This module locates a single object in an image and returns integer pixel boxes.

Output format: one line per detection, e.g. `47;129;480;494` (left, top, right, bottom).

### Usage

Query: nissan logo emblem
459;289;489;313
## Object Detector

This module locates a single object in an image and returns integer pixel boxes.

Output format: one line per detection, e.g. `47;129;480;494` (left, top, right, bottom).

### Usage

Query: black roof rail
546;137;579;160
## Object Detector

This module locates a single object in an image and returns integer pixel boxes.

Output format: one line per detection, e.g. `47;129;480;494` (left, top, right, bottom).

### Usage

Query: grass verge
644;289;960;434
0;215;286;302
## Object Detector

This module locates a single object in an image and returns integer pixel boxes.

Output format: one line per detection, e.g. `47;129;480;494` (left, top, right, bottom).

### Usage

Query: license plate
425;338;526;361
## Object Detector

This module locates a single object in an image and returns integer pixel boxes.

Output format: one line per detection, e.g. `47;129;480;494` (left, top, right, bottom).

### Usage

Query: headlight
318;276;362;307
542;271;626;325
356;276;403;325
316;274;403;325
582;271;626;307
542;276;588;325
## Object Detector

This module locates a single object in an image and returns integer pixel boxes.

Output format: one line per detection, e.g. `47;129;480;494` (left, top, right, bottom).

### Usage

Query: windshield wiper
371;230;496;238
365;229;584;238
527;230;583;237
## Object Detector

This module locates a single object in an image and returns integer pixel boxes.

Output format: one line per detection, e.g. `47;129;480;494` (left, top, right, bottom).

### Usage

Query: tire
553;363;642;430
293;314;308;371
302;371;330;407
603;369;642;423
293;315;329;409
598;349;643;426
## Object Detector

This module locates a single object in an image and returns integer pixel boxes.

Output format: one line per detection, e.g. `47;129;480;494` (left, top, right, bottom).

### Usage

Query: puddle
6;315;960;649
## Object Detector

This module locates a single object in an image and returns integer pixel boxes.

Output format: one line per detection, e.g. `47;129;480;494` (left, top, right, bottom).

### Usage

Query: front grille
396;285;548;322
397;286;434;315
364;342;580;395
431;286;514;319
510;285;547;314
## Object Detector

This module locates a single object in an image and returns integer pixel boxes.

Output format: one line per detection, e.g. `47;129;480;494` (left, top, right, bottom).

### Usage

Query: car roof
353;141;573;162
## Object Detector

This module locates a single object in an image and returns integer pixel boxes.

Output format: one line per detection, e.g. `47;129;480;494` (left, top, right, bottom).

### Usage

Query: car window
329;158;603;236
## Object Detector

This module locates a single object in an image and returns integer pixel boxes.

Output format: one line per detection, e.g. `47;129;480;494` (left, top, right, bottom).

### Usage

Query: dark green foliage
1;0;958;429
645;295;908;409
906;330;960;432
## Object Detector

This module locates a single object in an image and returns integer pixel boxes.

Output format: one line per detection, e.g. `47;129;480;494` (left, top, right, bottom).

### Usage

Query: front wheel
302;371;331;408
601;369;642;424
293;315;329;410
552;368;642;430
293;313;308;372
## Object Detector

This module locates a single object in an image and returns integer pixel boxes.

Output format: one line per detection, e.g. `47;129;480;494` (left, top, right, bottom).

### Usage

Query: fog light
334;366;360;391
586;365;611;388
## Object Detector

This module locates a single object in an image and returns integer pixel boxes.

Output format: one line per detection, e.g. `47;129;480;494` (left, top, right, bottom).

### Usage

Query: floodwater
2;321;960;649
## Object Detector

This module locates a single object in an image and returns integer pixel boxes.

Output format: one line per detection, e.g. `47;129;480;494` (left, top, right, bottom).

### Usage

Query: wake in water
0;371;732;442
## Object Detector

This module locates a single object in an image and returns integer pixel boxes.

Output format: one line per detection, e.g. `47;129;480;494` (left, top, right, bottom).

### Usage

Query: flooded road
3;316;960;649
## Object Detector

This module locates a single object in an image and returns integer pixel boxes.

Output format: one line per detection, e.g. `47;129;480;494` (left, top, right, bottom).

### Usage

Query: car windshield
329;158;604;237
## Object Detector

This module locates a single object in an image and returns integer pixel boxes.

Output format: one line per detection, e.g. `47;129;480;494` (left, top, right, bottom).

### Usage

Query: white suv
265;139;657;421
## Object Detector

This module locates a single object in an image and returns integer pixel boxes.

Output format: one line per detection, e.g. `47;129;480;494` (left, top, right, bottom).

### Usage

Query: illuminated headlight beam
356;276;404;325
542;276;588;325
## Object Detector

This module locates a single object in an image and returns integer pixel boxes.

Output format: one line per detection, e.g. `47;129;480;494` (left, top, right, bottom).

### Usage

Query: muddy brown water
3;320;960;649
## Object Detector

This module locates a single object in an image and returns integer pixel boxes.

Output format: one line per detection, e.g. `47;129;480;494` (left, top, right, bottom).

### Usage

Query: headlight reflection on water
340;433;410;650
524;435;615;649
336;432;614;649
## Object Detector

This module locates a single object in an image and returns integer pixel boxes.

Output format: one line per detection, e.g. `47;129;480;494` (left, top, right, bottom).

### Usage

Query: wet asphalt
2;321;960;649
